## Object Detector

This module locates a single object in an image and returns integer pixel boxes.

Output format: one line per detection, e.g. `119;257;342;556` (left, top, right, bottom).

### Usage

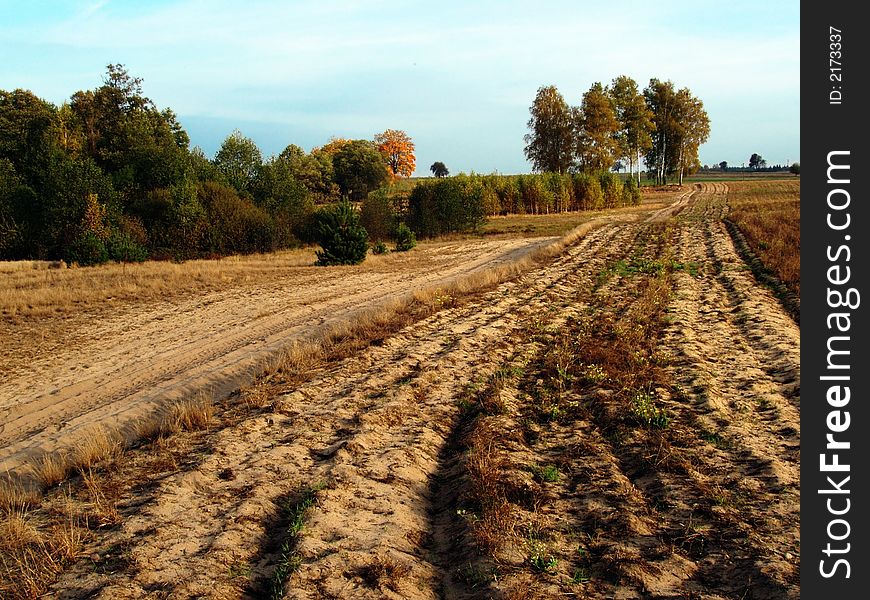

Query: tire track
52;224;632;598
0;237;557;475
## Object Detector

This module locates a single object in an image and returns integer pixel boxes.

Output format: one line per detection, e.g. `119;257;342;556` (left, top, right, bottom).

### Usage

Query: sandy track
0;237;554;475
44;183;800;599
53;222;632;598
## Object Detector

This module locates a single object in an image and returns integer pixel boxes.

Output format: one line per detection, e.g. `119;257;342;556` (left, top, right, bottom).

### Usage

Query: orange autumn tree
374;129;416;178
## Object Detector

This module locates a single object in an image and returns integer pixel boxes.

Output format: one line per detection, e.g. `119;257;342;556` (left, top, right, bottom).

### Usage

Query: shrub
371;240;389;255
314;199;368;265
407;177;486;237
106;230;148;262
65;231;108;265
571;173;603;210
360;187;395;243
394;222;416;252
198;181;275;255
622;177;641;205
599;171;622;208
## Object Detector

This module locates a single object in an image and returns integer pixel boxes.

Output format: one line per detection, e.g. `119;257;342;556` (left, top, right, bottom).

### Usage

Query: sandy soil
0;183;800;599
0;237;555;475
31;183;801;599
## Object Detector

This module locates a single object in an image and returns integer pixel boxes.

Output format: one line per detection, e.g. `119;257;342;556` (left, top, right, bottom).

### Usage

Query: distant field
726;179;800;299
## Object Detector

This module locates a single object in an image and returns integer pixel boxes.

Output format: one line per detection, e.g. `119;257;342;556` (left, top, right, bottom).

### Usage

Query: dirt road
0;237;556;475
44;183;799;599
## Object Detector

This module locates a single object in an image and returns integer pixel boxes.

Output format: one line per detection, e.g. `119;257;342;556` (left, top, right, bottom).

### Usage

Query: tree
719;161;728;171
672;88;710;184
430;161;449;178
576;82;620;173
374;129;416;178
279;144;339;202
214;130;262;195
0;89;59;186
643;80;709;185
524;85;574;174
314;137;350;157
332;140;389;201
394;222;416;252
69;64;187;195
643;79;677;185
790;162;800;175
749;153;766;170
610;76;655;184
252;157;313;244
360;187;395;243
313;199;368;265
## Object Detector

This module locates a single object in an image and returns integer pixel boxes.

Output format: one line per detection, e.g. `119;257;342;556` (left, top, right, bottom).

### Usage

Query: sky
0;0;800;175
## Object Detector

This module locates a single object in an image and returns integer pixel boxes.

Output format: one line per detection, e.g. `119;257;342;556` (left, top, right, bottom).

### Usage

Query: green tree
524;85;574;174
408;176;486;235
610;76;655;185
278;143;339;202
790;162;800;175
198;181;274;255
749;153;766;170
332;140;389;201
430;161;449;178
672;88;710;184
360;187;395;243
214;130;263;196
314;199;368;265
719;161;728;171
643;79;678;185
253;157;313;245
69;64;188;197
576;82;619;173
393;222;416;252
644;80;709;185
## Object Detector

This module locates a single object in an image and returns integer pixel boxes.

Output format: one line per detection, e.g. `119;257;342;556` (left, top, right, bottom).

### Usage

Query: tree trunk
677;144;684;186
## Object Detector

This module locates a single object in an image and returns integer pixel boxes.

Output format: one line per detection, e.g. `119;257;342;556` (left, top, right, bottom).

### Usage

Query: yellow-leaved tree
374;129;415;178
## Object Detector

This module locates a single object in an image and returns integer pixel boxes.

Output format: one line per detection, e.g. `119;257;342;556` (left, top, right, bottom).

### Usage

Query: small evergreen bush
394;222;416;252
314;199;368;265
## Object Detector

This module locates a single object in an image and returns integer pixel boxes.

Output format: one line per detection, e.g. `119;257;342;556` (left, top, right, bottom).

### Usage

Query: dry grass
726;179;800;297
79;467;121;528
28;453;70;490
0;479;40;514
72;427;122;471
0;248;316;319
357;554;411;592
164;395;215;433
25;426;122;491
0;493;83;600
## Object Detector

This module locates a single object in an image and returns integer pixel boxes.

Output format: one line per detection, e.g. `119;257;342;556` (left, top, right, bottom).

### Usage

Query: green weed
630;390;670;429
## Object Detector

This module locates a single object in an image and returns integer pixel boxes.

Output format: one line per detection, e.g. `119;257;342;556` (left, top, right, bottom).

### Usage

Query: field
0;183;799;599
725;179;800;319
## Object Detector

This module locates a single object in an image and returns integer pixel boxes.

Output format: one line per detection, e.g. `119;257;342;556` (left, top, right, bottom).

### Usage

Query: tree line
524;76;710;185
356;171;640;241
0;65;417;264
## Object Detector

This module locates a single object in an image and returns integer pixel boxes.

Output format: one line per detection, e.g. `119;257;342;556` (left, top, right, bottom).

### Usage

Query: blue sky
1;0;799;175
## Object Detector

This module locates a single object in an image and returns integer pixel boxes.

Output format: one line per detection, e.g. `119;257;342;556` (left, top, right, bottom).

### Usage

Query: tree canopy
332;140;389;201
430;161;449;178
374;129;416;178
522;76;708;184
749;153;767;170
576;82;620;173
524;85;575;174
0;64;418;264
